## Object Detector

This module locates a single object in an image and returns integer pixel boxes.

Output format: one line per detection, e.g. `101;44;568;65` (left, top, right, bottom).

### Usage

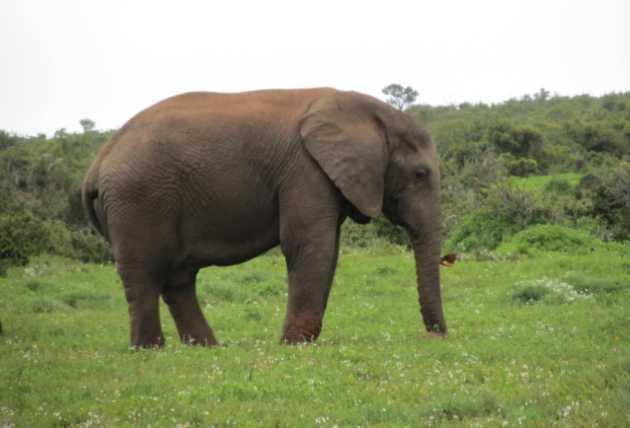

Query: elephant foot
180;331;219;347
171;314;218;347
424;331;447;339
128;308;165;350
281;314;322;344
131;334;165;350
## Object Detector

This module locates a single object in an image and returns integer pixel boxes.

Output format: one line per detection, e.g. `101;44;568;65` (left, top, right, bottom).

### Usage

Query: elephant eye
415;167;430;180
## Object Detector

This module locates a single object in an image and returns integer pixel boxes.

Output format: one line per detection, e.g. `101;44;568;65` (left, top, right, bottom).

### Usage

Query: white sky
1;0;629;136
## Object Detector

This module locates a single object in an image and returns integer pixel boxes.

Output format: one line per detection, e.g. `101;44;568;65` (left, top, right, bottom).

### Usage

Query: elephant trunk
411;225;447;335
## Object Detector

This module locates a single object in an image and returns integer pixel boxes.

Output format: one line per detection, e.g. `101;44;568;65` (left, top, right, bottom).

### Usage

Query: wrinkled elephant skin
82;88;447;348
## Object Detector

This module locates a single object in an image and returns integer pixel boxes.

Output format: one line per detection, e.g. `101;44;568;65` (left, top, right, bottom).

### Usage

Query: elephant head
300;92;447;335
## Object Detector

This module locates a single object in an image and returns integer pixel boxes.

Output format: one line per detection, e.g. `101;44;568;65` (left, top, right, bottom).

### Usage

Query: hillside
1;91;629;271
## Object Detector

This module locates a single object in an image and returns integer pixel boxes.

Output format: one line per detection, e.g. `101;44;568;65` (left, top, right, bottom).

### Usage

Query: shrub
70;228;113;263
341;221;379;248
0;211;50;267
573;216;615;242
445;210;510;252
41;220;74;257
496;224;602;255
575;174;601;199
0;212;112;267
591;163;630;240
373;216;408;246
568;121;626;156
446;183;545;252
485;183;545;226
487;122;543;158
441;152;507;238
499;154;539;176
0;212;77;271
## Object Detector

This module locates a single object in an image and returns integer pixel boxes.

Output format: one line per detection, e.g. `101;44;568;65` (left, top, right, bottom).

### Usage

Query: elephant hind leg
162;268;218;346
117;265;166;349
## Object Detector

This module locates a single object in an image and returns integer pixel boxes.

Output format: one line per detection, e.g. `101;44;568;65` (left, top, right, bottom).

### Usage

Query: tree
382;84;418;111
79;118;95;133
486;121;543;158
0;131;17;151
534;88;550;102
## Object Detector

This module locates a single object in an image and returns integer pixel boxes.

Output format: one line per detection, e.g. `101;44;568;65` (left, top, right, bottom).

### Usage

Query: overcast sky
1;0;629;136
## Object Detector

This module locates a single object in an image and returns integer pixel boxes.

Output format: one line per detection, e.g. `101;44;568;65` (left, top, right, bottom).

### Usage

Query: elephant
82;88;447;348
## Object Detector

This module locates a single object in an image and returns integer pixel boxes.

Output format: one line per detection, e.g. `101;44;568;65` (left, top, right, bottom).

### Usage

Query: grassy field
1;246;629;427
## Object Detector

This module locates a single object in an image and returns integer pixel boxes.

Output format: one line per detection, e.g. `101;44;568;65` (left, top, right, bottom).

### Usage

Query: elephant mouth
382;196;406;227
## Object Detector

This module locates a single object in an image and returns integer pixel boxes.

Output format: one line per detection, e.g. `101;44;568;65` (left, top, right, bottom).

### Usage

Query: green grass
510;173;582;194
1;248;629;427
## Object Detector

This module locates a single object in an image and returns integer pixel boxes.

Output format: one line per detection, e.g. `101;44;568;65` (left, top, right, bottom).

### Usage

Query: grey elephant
82;88;447;348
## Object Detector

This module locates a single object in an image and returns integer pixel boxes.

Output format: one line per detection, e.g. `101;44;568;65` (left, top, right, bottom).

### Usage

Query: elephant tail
81;165;106;239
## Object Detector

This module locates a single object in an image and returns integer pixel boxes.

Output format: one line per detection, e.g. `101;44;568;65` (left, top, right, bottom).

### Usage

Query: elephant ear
300;97;387;218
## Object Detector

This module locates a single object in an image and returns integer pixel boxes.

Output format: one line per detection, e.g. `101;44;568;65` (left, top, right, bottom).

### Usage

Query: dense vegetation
0;125;113;274
413;90;630;250
1;91;629;272
1;91;629;271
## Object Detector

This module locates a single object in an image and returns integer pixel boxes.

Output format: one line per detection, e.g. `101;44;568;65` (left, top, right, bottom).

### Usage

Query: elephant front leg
280;222;340;344
162;270;218;346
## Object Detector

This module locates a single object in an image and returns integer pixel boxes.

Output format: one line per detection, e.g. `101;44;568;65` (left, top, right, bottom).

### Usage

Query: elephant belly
178;183;280;268
103;133;286;269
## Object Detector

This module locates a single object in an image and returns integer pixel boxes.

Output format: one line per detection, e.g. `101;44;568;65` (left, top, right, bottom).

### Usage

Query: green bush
0;212;50;268
510;158;538;177
446;183;545;252
487;122;543;158
0;213;76;271
536;177;588;224
499;154;539;176
568;121;627;156
41;220;74;257
0;211;111;268
573;216;615;241
591;163;630;240
341;221;379;248
575;174;601;199
496;224;602;255
445;210;510;252
373;216;408;246
339;217;410;249
440;152;507;238
70;228;113;263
